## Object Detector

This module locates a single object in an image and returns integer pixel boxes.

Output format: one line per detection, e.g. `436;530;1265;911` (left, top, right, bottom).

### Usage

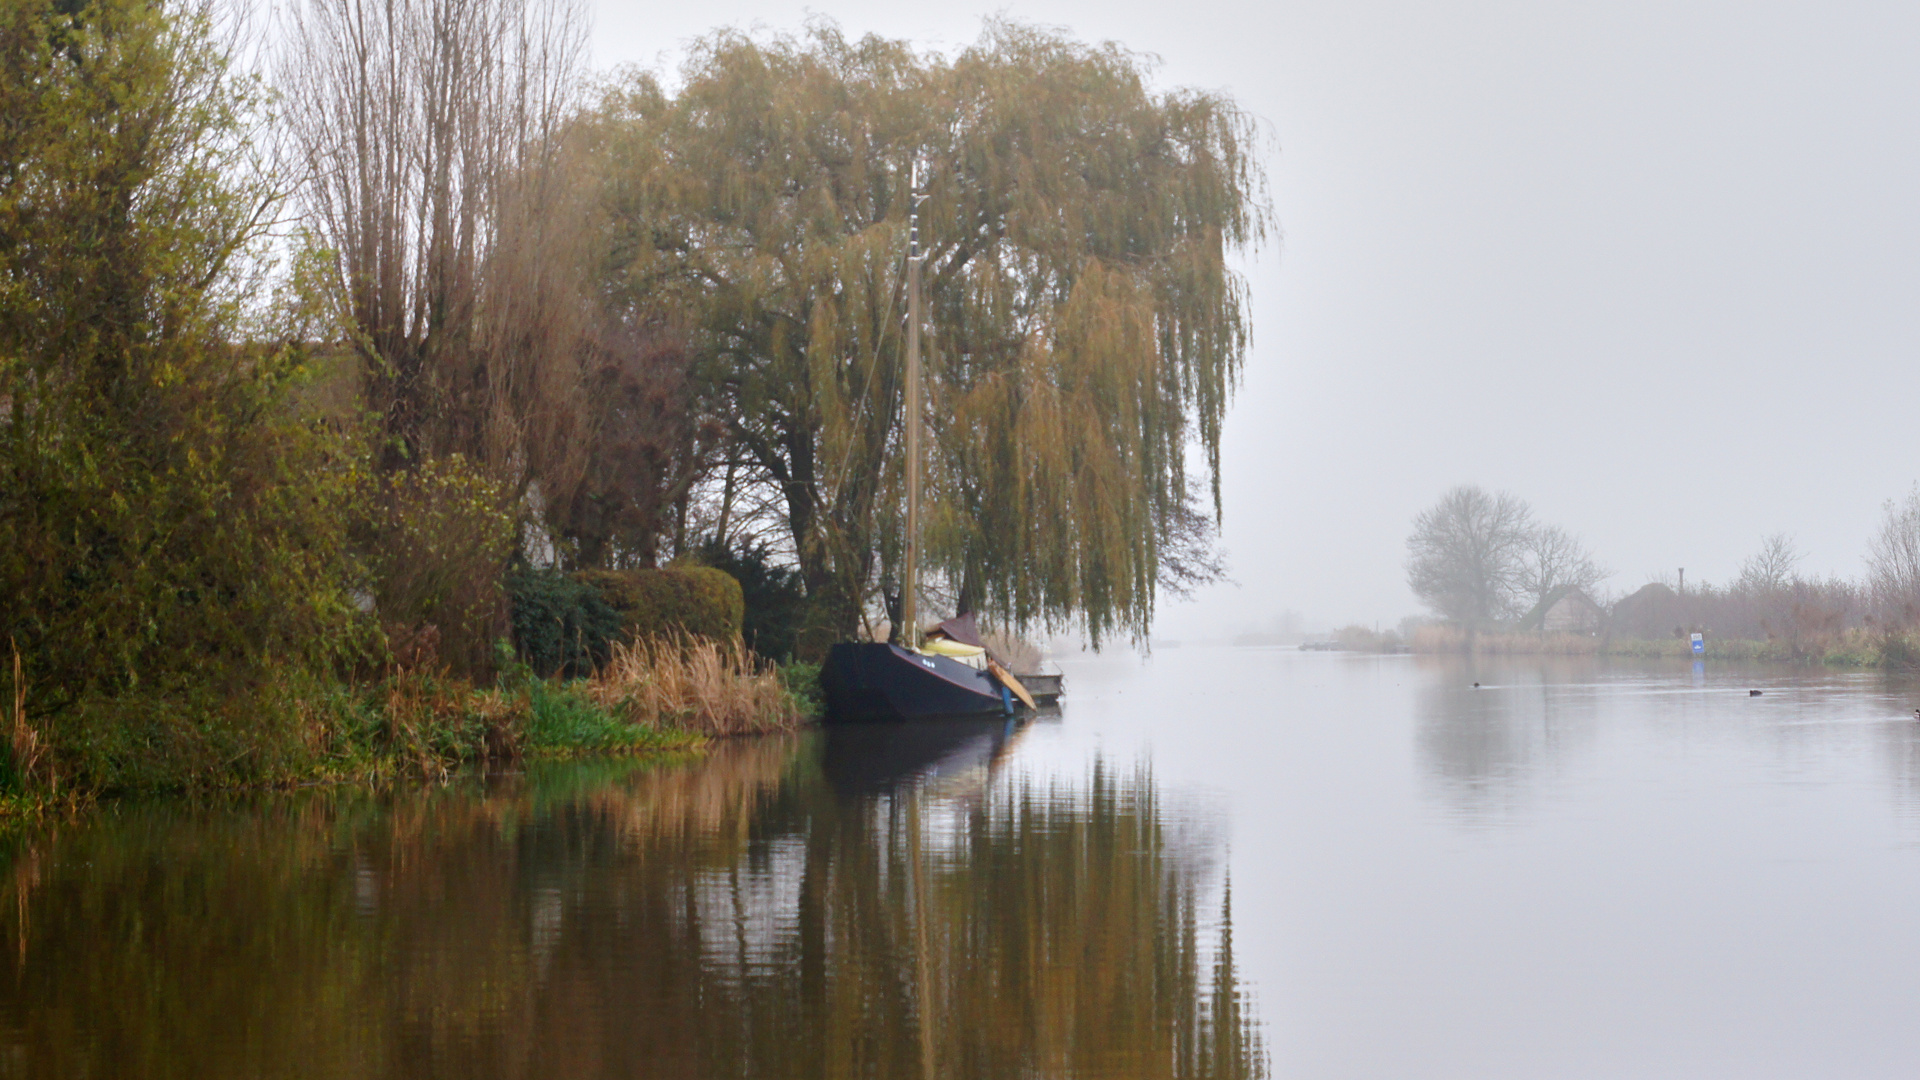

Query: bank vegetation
0;0;1266;798
1400;485;1920;668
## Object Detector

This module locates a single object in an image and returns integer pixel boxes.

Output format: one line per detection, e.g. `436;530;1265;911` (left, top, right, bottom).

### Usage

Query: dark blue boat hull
821;642;1009;723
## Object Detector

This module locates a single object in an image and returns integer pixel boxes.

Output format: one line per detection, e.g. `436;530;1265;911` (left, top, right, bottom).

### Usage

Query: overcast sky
589;0;1920;637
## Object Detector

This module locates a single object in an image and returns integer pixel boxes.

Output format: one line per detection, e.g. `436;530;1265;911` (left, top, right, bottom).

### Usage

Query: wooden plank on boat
987;659;1039;711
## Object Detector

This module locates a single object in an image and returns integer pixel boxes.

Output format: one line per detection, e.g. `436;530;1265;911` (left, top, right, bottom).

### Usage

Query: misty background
590;0;1920;640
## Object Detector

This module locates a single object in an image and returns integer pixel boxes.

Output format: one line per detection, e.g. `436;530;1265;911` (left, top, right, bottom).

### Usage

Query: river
7;647;1920;1078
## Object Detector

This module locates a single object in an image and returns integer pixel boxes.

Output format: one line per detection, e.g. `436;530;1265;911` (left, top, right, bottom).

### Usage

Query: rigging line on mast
822;157;923;510
820;240;906;511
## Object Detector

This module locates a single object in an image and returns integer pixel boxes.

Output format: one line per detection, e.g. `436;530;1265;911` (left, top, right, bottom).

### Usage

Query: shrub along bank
5;454;806;803
508;567;746;678
4;497;809;802
2;635;817;805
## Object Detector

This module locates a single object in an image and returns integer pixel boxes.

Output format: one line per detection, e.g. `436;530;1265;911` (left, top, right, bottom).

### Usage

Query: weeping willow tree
600;20;1267;649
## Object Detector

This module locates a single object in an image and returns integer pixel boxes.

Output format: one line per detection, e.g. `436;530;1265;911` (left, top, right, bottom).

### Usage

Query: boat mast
901;161;926;649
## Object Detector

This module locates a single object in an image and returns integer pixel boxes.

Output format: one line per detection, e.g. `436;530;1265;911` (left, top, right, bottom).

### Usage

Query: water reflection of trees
1416;660;1920;833
0;734;1264;1079
1859;672;1920;833
1414;657;1603;823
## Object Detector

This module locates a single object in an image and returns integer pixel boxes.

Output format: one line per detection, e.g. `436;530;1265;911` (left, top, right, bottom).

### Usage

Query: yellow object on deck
920;637;986;658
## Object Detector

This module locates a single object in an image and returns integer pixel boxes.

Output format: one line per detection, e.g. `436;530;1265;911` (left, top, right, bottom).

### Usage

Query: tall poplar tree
600;21;1267;649
280;0;594;485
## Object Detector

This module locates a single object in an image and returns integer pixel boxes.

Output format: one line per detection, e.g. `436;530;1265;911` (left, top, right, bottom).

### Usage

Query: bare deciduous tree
1406;485;1535;624
1517;524;1608;612
1867;488;1920;626
551;328;720;569
1737;532;1803;594
280;0;592;489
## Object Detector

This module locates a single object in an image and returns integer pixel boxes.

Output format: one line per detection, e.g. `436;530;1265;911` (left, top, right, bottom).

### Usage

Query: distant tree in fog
1736;533;1802;593
1867;488;1920;625
1406;486;1534;624
1517;524;1608;612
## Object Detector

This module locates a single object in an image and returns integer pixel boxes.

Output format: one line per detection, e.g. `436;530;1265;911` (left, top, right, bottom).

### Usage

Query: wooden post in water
901;163;925;649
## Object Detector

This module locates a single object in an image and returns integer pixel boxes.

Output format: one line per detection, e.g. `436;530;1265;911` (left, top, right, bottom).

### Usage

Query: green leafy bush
526;681;649;751
507;568;622;677
45;676;342;793
0;0;367;790
508;567;742;676
361;455;517;675
778;660;824;719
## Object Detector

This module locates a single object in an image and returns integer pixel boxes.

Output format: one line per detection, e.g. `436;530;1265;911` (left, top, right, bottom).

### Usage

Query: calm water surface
9;648;1920;1078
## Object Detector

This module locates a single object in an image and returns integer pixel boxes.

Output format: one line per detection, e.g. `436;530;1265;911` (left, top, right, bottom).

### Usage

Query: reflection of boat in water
820;716;1028;796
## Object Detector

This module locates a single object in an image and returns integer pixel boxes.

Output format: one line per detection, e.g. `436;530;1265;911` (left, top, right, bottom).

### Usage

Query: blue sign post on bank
1691;632;1705;656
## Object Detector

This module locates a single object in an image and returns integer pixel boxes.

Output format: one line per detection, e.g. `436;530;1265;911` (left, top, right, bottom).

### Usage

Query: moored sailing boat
821;166;1056;723
823;615;1044;723
821;639;1009;723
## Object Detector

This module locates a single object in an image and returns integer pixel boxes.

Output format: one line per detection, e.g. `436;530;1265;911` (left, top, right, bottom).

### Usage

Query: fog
590;0;1920;639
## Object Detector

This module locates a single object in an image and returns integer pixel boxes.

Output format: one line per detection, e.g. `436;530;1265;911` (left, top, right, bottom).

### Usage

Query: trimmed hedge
509;566;743;678
578;567;744;642
691;537;806;661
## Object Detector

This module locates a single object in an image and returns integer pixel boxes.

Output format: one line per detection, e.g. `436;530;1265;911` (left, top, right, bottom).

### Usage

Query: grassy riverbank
2;640;820;809
1408;625;1920;668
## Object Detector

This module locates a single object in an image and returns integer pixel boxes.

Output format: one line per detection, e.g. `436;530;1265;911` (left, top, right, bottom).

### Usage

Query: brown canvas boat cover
926;612;985;649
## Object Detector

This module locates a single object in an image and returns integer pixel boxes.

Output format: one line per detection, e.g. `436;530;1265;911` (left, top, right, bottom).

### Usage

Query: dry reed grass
585;735;800;847
589;636;803;736
1411;625;1602;655
379;669;531;777
8;640;46;791
1332;624;1408;652
380;673;463;779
